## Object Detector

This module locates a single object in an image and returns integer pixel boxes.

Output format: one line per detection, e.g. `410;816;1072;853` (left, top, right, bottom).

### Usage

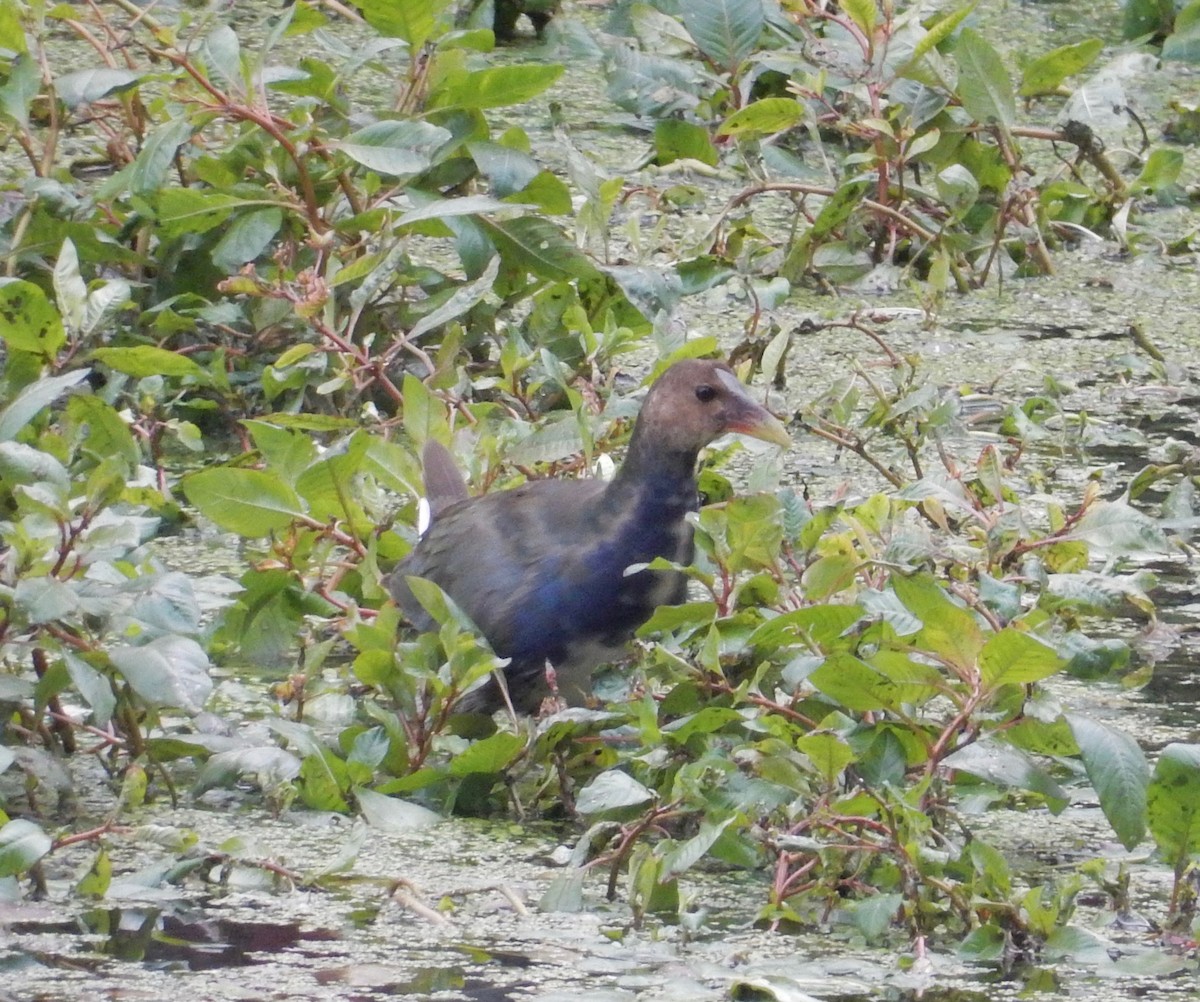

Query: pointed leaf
91;346;210;381
954;28;1014;129
182;468;304;537
892;573;984;669
0;278;66;359
355;788;442;831
681;0;764;71
576;770;655;814
1147;743;1200;864
0;369;89;441
979;629;1062;688
1067;714;1148;850
110;636;213;714
0;819;52;877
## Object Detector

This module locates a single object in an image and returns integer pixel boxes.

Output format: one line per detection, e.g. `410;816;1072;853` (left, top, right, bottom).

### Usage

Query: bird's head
633;358;791;457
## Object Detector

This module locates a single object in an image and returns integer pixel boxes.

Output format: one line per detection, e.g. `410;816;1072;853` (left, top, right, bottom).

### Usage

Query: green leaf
576;770;655;815
748;603;862;651
355;788;442;831
979;629;1062;688
0;54;40;127
14;577;78;624
842;0;876;36
1147;743;1200;865
718;97;806;137
155;187;244;239
0;278;66;359
540;869;585;912
1066;714;1148;851
1122;0;1174;40
211;208;283;271
1019;38;1103;96
182;468;304;537
339;120;452;176
653;119;718;166
55;67;140;108
1163;8;1200;62
810;652;939;713
91;346;211;381
358;0;446;46
681;0;764;71
943;741;1067;809
901;4;976;75
64;652;117;726
128;118;197;197
796;732;855;785
66;395;140;469
891;573;984;670
53;238;87;331
661;816;735;878
429;63;564;111
299;750;350;811
478;214;598;281
448;731;526;776
0;819;52;878
468;140;540;196
110;637;213;714
1136;148;1184;193
74;847;112;898
1068;501;1169;555
0;369;90;442
202;24;243;92
852;893;902;942
0;441;69;494
954;27;1015;129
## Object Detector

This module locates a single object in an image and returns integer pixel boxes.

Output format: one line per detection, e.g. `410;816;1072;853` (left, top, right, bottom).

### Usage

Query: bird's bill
717;369;791;447
730;406;791;447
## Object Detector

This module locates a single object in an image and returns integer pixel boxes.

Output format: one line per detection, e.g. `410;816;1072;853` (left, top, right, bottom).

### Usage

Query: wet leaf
540;869;585;912
796;732;855;785
576;770;655;814
662;816;735;878
447;731;525;776
1019;39;1103;95
944;741;1067;809
182;468;304;537
55;67;140;108
355;788;441;831
719;97;806;137
954;28;1015;129
110;636;213;714
681;0;764;71
339;120;452;175
91;346;210;381
1066;714;1148;850
1147;743;1200;865
430;64;564;110
0;819;52;877
892;573;984;669
979;629;1062;688
1068;501;1168;554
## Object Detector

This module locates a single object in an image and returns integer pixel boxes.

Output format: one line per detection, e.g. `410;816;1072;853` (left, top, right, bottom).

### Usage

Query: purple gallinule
388;359;790;711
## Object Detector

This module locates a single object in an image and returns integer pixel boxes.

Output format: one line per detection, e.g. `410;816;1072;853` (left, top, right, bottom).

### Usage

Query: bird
387;359;791;713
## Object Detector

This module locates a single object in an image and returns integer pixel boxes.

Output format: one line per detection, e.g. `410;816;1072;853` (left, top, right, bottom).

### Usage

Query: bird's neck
610;429;699;513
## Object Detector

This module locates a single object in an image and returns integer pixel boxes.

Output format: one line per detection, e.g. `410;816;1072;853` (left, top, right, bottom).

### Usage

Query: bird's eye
695;384;717;403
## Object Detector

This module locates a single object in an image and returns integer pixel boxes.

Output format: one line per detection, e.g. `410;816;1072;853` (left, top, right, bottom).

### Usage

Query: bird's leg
540;659;568;714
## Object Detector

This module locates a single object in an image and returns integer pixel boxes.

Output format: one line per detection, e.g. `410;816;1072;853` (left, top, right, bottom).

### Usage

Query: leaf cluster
0;0;1196;958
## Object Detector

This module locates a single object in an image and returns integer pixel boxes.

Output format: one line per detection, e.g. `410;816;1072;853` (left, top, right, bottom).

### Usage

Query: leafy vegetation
1;0;1198;965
